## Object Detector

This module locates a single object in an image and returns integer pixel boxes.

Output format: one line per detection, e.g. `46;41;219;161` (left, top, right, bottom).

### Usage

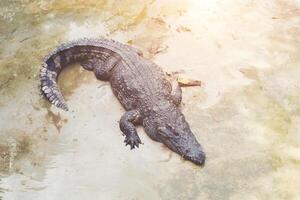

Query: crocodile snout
183;149;206;166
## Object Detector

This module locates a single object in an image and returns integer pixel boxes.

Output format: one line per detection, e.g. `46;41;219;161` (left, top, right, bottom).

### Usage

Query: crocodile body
40;38;205;165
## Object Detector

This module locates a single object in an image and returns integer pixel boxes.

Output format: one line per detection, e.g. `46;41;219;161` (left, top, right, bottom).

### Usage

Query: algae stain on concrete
248;68;300;198
45;109;68;133
265;99;291;135
0;144;10;174
0;132;35;175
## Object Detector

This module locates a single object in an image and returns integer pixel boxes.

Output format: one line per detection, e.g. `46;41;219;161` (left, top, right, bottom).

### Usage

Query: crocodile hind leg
171;79;182;106
80;55;121;81
119;110;142;149
95;56;121;81
81;59;103;71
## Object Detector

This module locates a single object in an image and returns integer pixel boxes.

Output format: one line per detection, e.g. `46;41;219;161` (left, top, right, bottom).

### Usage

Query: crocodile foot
124;134;142;150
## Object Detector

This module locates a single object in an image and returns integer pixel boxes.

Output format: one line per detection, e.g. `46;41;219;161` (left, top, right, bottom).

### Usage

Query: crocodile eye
166;124;179;136
158;126;179;138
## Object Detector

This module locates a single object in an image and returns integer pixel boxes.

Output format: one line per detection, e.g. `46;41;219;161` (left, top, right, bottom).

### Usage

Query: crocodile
40;38;205;166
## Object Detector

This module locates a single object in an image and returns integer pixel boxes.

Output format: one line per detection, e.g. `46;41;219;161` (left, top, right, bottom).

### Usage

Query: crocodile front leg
171;80;182;106
119;110;142;149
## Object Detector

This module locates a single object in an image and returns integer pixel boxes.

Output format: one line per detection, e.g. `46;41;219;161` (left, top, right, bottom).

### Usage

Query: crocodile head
143;105;205;166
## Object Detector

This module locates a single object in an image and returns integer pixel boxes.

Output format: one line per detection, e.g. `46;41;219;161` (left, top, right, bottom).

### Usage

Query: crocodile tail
39;38;136;111
40;52;69;111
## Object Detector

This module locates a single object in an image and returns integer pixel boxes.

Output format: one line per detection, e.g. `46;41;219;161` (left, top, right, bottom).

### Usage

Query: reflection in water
1;0;300;199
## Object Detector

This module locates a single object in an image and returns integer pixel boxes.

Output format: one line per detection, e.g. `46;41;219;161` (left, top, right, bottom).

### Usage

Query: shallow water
1;0;300;199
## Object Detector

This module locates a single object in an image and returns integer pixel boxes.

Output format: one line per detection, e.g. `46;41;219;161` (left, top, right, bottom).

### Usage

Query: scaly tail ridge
40;38;141;111
40;65;69;111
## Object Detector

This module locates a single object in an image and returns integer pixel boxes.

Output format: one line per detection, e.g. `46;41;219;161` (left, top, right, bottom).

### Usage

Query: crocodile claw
124;135;142;149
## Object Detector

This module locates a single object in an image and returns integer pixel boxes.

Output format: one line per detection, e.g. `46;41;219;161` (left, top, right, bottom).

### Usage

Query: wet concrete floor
1;0;300;199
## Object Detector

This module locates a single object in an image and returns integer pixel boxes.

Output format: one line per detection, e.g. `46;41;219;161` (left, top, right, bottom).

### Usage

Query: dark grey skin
40;38;205;166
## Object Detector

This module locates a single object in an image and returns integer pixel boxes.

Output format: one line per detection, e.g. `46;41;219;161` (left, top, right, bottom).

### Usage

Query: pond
1;0;300;199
